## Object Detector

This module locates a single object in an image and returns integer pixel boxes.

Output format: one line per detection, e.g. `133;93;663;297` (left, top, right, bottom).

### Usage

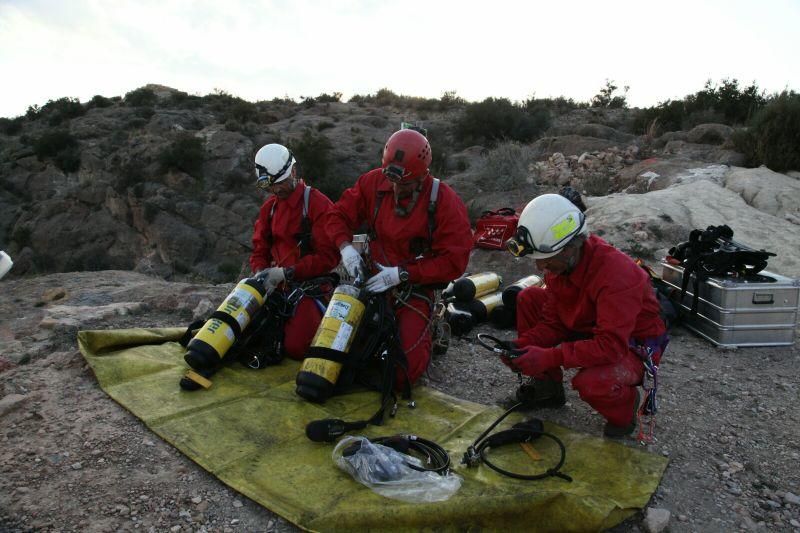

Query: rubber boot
514;379;566;409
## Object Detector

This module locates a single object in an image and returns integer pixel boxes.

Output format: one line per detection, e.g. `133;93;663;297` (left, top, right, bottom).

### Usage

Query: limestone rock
687;123;734;145
530;135;619;158
588;179;800;276
0;394;27;417
644;507;671;533
725;166;800;222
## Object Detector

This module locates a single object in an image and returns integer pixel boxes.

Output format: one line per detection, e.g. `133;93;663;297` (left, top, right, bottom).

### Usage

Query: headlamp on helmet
254;144;295;189
382;164;412;184
381;129;432;183
505;226;535;257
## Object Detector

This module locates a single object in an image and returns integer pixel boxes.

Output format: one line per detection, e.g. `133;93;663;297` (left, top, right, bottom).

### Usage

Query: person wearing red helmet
327;128;472;389
249;143;340;360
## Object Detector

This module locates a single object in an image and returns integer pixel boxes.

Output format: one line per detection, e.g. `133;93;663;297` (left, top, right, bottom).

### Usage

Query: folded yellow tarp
78;328;667;532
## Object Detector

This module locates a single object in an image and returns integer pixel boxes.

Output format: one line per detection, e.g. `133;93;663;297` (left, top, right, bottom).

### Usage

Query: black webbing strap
208;310;242;339
179;320;205;348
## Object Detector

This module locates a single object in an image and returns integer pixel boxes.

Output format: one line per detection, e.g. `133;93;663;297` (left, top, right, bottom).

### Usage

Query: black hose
372;435;452;476
462;404;572;482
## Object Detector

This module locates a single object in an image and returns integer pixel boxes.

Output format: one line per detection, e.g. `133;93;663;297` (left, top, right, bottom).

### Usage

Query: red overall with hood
326;168;472;386
249;180;340;359
514;235;667;426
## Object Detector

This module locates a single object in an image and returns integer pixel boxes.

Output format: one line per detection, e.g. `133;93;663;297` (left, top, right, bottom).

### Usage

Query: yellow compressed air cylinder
296;284;366;403
184;278;267;371
453;272;503;302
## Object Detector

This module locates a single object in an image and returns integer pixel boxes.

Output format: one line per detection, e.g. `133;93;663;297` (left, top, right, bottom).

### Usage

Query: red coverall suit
250;180;340;360
326;169;472;386
514;235;667;427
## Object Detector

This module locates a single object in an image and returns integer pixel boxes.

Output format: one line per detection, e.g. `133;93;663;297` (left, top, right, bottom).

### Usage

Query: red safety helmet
381;129;432;183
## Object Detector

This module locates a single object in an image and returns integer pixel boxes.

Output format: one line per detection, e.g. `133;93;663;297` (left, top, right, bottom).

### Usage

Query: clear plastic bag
333;436;462;503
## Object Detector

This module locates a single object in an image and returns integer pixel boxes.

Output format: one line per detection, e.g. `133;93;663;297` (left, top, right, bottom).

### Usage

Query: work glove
365;264;401;294
501;345;562;377
340;244;366;279
254;267;286;290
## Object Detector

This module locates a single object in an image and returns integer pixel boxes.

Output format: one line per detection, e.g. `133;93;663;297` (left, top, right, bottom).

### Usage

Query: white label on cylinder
329;300;352;320
236;312;248;328
331;322;353;352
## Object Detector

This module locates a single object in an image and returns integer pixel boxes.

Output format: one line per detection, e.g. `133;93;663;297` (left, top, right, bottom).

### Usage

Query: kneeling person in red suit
503;193;668;437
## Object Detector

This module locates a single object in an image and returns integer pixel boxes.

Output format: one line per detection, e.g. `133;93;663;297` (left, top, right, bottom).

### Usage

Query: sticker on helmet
550;214;578;241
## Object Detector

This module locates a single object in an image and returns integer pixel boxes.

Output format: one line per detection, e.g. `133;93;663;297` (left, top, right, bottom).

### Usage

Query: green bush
315;92;343;103
169;90;203;109
288;129;344;197
479;141;537;191
348;89;464;112
124;88;158;107
0;117;23;135
524;96;587;115
25;97;86;125
591;79;629;109
633;79;767;134
125;117;148;130
158;133;205;176
316;121;335;131
454;97;550;147
33;130;81;172
217;261;241;280
202;90;257;123
734;91;800;172
88;95;114;109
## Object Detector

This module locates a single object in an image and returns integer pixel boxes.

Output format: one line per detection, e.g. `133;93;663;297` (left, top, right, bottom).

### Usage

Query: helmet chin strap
392;179;424;217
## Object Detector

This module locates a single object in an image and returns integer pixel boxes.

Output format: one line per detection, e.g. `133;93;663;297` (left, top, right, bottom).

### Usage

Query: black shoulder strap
369;190;387;241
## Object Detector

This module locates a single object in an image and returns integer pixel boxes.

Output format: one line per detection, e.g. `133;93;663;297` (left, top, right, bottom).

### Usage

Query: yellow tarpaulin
78;328;667;532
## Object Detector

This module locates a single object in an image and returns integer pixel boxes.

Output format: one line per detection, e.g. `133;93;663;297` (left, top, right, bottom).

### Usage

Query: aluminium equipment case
660;261;799;347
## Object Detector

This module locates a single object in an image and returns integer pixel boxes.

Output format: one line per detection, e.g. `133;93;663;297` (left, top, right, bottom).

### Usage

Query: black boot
514;379;566;409
603;388;640;438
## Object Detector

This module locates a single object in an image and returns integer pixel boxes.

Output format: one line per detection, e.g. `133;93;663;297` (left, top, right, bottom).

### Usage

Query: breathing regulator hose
462;402;572;482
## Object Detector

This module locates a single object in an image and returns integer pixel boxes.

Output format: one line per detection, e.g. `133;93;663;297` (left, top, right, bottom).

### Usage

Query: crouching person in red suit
250;143;340;361
502;193;668;438
325;128;472;390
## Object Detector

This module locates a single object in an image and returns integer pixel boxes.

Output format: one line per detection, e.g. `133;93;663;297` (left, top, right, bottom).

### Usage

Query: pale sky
1;0;798;118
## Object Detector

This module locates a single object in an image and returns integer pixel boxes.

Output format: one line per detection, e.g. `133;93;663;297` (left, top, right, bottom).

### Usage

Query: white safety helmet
510;194;588;259
254;143;295;188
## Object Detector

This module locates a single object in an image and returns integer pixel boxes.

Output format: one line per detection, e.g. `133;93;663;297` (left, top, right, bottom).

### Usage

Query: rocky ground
1;262;799;533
